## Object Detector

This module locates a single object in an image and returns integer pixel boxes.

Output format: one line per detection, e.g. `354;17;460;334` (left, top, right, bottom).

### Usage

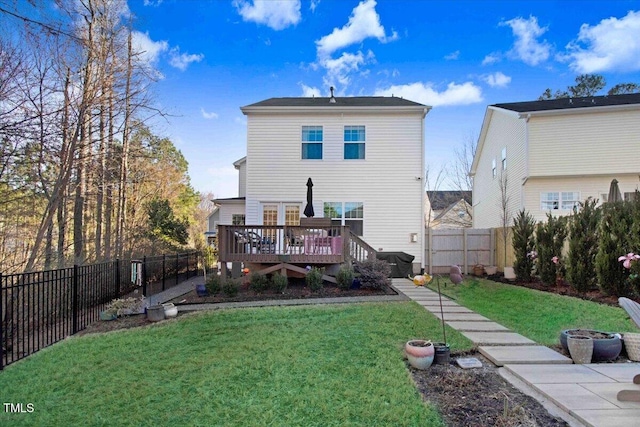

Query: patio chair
616;297;640;402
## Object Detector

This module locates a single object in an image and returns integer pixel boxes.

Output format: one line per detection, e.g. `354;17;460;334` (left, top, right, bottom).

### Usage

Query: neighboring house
470;93;640;228
426;191;472;228
215;94;431;275
204;206;219;247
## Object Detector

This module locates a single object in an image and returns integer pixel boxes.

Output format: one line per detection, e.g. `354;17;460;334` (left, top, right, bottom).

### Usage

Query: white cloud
300;83;321;97
322;50;373;89
445;50;460;60
169;47;204;71
481;52;501;65
131;31;168;65
500;16;551;66
316;0;396;57
482;72;511;88
310;0;320;12
233;0;301;30
562;10;640;73
374;81;483;107
143;0;163;6
201;108;218;119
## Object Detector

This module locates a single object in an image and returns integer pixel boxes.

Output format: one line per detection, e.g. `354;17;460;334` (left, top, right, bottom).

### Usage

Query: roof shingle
493;93;640;113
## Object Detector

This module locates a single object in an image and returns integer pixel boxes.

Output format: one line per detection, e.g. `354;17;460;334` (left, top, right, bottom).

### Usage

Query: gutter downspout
420;108;428;274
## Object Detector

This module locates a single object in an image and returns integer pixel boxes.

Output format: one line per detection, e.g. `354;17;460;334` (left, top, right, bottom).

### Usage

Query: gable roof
244;96;427;108
427;191;472;211
493;93;640;114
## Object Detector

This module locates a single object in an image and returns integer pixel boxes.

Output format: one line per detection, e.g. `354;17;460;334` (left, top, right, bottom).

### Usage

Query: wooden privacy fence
424;228;495;275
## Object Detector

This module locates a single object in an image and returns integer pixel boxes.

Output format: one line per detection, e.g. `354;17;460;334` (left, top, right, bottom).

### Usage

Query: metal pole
437;275;447;345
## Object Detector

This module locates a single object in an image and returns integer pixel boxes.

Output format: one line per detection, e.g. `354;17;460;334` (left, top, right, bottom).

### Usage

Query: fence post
72;265;79;334
0;272;3;371
115;259;121;298
162;254;166;291
175;253;179;287
142;256;147;297
463;228;468;275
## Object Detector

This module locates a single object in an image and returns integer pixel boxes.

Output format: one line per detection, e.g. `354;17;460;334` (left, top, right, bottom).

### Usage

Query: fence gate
424;228;494;275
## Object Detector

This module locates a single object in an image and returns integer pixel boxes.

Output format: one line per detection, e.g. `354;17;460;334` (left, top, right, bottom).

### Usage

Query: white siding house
235;95;431;271
471;93;640;228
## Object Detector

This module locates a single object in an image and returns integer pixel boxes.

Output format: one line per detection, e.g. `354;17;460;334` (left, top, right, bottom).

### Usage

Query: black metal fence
0;251;199;370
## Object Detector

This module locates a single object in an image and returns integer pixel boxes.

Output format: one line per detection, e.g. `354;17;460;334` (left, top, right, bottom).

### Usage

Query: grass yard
428;278;636;345
0;302;472;427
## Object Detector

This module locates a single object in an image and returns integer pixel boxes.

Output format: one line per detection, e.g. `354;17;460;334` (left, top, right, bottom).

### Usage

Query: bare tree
498;170;511;267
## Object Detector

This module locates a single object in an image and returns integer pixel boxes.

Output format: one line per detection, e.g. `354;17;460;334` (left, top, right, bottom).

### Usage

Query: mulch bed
171;278;397;305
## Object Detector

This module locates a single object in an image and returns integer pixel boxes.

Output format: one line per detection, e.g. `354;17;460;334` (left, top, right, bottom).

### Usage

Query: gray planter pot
567;335;593;364
147;305;165;322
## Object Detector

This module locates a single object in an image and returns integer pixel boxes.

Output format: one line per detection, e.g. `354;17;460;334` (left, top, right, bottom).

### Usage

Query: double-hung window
323;202;364;236
344;125;365;159
541;192;580;211
302;126;323;160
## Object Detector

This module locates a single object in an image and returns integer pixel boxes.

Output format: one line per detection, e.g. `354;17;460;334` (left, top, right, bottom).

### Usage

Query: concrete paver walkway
392;278;640;427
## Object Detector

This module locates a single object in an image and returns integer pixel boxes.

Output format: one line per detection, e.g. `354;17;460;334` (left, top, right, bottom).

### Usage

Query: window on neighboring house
324;201;364;235
232;214;245;225
541;192;580;211
625;192;640;202
344;125;365;159
492;159;497;178
501;147;507;170
302;126;323;159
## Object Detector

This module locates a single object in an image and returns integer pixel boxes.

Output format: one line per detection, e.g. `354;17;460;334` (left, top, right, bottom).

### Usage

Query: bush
566;198;601;293
535;213;567;286
249;272;270;293
355;259;391;290
271;273;288;293
222;279;239;297
596;201;635;296
305;267;324;291
512;210;536;282
336;264;355;290
205;274;222;295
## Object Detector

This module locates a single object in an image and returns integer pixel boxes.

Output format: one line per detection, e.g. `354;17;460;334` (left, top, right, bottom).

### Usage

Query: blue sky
123;0;640;197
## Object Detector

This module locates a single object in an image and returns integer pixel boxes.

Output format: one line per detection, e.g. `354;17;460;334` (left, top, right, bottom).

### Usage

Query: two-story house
471;93;640;228
216;94;431;277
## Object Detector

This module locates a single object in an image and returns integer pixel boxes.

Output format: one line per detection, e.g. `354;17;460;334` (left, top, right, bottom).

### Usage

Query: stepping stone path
392;278;640;427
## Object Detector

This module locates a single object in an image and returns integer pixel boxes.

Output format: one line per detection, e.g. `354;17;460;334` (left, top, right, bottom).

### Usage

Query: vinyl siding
237;162;247;197
217;203;246;225
528;109;640;177
245;111;425;264
472;109;526;228
524;175;640;223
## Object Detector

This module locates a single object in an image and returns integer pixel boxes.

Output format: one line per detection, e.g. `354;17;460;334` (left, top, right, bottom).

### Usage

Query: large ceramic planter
405;340;435;370
567;335;593;364
560;329;622;361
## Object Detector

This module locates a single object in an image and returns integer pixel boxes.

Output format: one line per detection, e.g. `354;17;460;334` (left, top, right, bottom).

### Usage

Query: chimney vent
329;86;336;103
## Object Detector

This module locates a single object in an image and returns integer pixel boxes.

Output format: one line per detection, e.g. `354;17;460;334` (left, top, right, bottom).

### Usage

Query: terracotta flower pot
405;340;435;370
567;335;593;364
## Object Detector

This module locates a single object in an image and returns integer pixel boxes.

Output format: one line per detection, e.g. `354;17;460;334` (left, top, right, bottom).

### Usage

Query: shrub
205;274;222;295
305;267;324;291
355;259;391;290
566;198;601;293
249;272;270;293
336;264;355;290
512;210;536;282
535;213;567;286
271;273;288;293
222;279;239;297
596;201;635;296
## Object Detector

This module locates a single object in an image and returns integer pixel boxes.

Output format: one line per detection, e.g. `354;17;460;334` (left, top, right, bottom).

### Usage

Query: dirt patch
409;353;568;427
170;278;397;305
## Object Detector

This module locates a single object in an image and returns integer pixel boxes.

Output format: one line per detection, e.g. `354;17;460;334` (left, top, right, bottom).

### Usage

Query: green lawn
428;277;636;345
0;302;472;427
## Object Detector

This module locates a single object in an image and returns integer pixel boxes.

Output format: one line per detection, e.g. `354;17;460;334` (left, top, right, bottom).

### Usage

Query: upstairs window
302;126;323;160
344;125;365;160
492;159;497;178
501;147;507;170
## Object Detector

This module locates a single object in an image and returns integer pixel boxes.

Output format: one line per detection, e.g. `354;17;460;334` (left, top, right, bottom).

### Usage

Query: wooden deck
217;225;376;278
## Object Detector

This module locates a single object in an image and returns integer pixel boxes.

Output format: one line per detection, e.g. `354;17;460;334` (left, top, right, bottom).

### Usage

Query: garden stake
437;275;447;345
